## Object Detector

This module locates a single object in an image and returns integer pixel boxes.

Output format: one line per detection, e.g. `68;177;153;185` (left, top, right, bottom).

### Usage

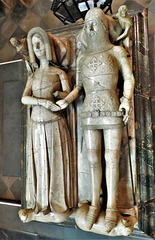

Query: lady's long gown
25;69;75;213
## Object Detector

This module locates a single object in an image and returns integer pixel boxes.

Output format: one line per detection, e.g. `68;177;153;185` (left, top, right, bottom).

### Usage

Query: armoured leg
104;127;122;232
84;129;102;229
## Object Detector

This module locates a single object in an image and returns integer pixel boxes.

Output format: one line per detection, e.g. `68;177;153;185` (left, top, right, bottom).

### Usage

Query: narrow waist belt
81;111;123;118
31;116;61;124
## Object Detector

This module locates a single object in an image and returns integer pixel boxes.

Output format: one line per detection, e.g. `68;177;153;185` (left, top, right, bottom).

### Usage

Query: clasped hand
56;99;69;109
38;99;61;112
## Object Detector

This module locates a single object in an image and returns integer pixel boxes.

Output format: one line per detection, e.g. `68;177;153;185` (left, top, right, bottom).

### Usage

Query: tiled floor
0;175;21;200
0;0;154;62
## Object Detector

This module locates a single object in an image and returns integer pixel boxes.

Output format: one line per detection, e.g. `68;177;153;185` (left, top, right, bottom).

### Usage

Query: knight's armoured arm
56;55;83;109
116;47;135;123
119;55;134;101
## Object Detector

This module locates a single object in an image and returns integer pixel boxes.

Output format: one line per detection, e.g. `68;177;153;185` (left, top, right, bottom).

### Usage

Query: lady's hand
38;99;61;112
56;99;68;110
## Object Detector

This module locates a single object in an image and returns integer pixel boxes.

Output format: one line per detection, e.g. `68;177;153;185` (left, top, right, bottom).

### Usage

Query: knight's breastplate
82;52;119;112
82;52;118;80
81;52;122;129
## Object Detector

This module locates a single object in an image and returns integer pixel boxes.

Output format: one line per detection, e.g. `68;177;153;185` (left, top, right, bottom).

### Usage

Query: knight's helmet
85;8;108;30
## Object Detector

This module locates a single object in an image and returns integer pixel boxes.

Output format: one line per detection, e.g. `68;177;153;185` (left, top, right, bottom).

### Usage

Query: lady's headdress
27;27;52;64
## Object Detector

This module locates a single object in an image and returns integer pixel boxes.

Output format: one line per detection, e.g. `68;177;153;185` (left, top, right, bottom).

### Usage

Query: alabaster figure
19;27;76;223
56;8;135;234
75;6;132;57
76;13;123;57
10;37;34;75
113;5;132;51
10;31;71;74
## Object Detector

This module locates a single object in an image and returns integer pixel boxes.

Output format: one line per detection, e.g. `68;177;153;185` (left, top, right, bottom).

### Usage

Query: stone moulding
132;8;155;239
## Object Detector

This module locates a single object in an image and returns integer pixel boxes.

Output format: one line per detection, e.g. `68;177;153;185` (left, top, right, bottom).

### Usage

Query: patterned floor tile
148;0;155;13
10;26;26;39
10;179;21;200
0;175;17;188
1;0;18;10
2;188;15;200
0;35;7;49
31;0;52;18
10;1;29;25
3;6;12;16
0;18;18;39
39;20;51;31
43;10;62;29
0;14;7;26
135;0;152;7
0;175;21;200
124;0;144;12
12;52;23;60
20;11;41;33
111;0;126;13
0;177;8;196
0;41;17;62
0;2;5;17
20;0;38;9
148;10;155;34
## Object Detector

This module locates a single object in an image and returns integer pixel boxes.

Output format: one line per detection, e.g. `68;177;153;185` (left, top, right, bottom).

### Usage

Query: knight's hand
119;96;132;125
56;99;68;109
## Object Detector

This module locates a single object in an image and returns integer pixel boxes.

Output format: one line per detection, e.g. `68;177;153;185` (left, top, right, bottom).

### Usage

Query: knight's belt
81;111;123;118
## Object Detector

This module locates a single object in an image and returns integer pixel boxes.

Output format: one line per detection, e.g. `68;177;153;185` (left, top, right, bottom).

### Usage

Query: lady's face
32;34;46;60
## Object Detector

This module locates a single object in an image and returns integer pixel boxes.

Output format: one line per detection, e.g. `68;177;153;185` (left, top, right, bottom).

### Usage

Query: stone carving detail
75;203;137;236
90;96;105;110
112;5;132;51
88;57;102;73
11;27;77;223
56;7;136;236
10;5;137;236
